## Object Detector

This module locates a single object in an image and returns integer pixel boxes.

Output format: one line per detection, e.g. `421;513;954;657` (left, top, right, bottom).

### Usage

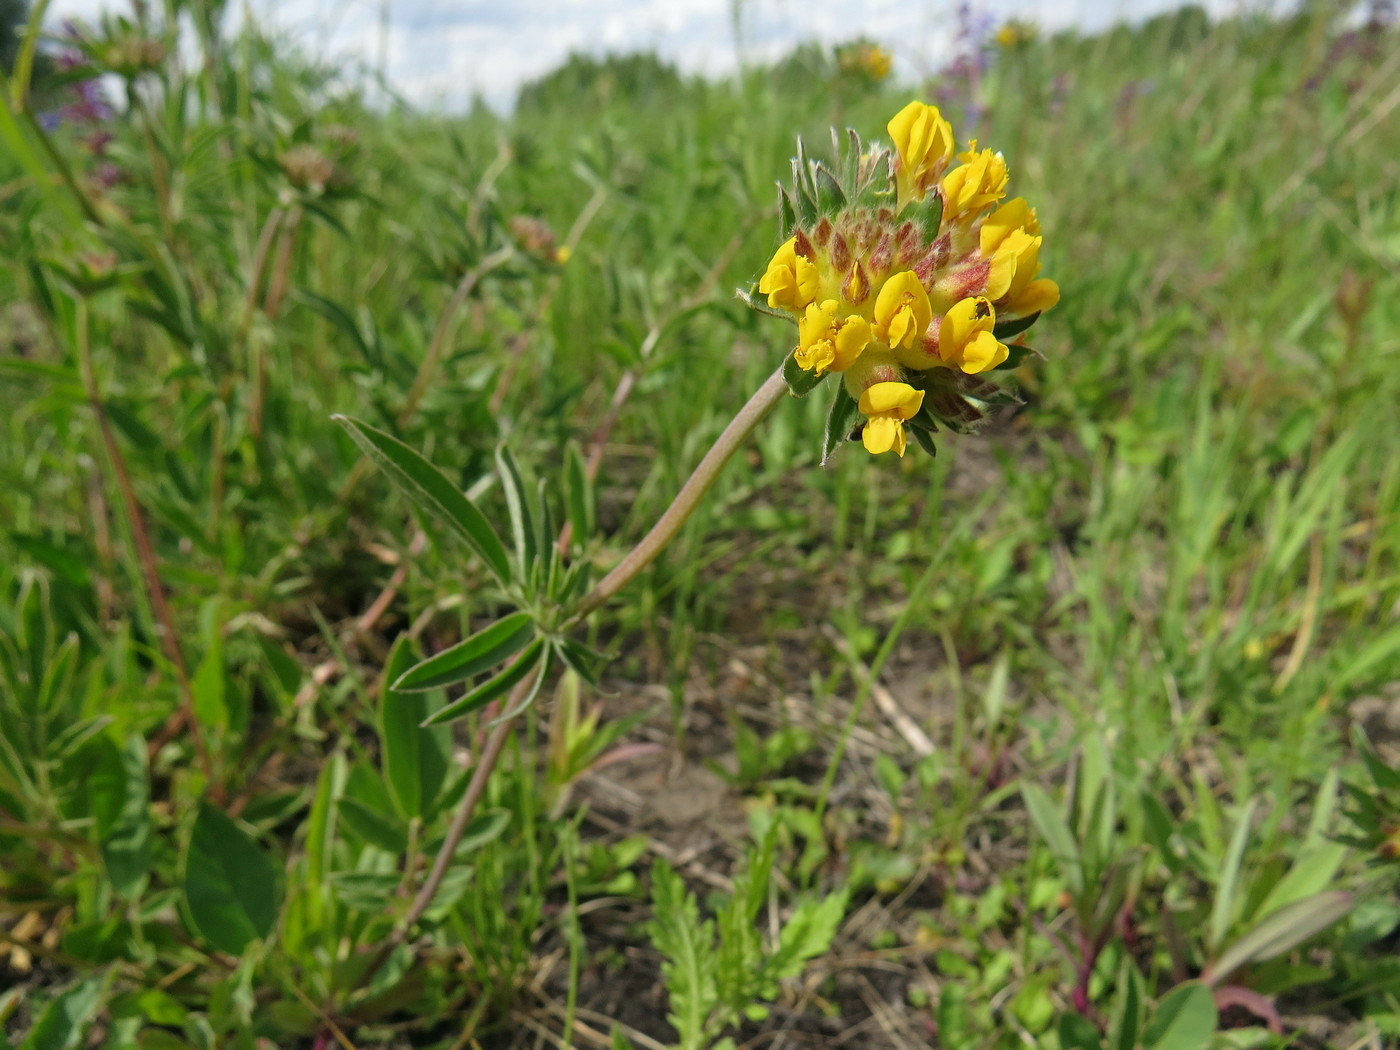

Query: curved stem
571;366;789;621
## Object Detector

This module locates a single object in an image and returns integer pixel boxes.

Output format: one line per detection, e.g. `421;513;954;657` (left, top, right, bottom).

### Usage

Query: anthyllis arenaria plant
742;100;1058;459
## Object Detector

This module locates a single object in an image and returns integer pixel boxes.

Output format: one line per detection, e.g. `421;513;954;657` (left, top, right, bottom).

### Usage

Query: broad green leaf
379;637;449;819
426;636;547;726
1022;783;1084;897
332;415;511;583
19;977;104;1050
821;383;860;465
394;611;535;692
781;350;826;399
1142;982;1217;1050
1207;891;1352;984
101;735;152;899
183;803;280;955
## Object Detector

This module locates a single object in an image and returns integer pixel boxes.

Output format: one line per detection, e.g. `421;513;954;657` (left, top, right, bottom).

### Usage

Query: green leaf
425;636;548;726
489;641;553;724
1207;891;1352;984
101;736;152;899
327;872;402;912
379;637;450;819
338;796;409;853
781;350;825;399
1108;958;1144;1050
1210;798;1258;952
183;803;280;955
332;415;511;584
555;636;606;685
916;194;944;243
647;860;718;1050
812;164;846;214
992;343;1040;371
564;443;595;548
822;383;861;465
1022;783;1084;897
1142;982;1217;1050
294;290;374;363
495;445;537;579
1057;1011;1102;1050
992;310;1041;340
394;612;535;692
19;977;104;1050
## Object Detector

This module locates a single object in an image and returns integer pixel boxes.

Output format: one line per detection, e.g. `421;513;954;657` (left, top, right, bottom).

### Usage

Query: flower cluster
749;101;1057;459
835;40;893;86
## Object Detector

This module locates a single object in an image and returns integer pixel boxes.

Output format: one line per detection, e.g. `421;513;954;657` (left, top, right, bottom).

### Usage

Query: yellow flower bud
888;101;955;207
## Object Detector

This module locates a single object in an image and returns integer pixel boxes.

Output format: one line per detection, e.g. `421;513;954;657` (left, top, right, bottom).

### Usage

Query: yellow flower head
872;270;933;351
939;296;1008;374
758;236;821;313
858;381;925;457
888;101;955;207
795;299;873;375
749;103;1057;460
941;143;1009;222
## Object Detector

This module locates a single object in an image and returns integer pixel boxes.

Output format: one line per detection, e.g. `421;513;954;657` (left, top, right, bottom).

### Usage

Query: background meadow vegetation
2;1;1399;1047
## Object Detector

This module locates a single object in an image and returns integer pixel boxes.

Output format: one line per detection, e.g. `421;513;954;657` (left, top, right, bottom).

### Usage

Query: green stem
572;365;789;620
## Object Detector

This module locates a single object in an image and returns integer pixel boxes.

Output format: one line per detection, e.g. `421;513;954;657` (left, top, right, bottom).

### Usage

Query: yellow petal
862;415;901;455
872;271;933;350
858;381;925;419
1014;278;1060;316
960;330;1009;374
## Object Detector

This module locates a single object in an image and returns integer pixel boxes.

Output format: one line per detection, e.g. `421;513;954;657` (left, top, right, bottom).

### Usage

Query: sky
45;0;1296;112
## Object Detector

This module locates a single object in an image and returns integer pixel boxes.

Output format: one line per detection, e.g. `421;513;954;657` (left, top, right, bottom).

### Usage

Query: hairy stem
572;365;789;620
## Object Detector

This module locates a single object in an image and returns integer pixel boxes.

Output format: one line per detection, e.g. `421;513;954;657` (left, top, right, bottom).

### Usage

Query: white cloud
46;0;1297;112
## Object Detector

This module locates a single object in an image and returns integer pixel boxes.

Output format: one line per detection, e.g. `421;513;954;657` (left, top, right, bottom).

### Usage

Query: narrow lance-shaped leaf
1205;891;1353;985
495;444;537;580
394;611;535;692
332;415;511;584
425;636;548;726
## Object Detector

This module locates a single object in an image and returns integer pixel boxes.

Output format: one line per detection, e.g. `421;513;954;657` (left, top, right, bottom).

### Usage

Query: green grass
1;3;1399;1048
